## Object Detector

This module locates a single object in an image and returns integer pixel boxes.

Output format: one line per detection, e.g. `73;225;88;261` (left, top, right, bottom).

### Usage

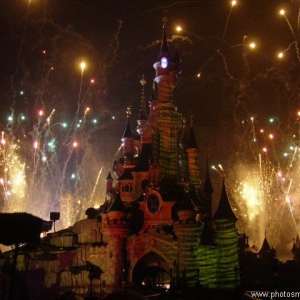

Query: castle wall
126;229;178;283
196;245;218;288
173;219;203;287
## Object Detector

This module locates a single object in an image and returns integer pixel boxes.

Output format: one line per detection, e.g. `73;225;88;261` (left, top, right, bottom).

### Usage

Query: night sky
1;0;300;258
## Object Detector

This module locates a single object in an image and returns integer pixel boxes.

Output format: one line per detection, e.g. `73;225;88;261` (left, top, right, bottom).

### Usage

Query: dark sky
0;0;299;198
0;0;298;182
1;0;300;258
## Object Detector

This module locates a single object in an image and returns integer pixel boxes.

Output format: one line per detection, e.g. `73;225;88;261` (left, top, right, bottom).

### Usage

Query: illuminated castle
0;24;240;299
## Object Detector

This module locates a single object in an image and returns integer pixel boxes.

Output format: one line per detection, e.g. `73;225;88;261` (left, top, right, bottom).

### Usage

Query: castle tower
115;108;136;202
102;193;130;292
213;179;239;288
148;20;182;178
186;113;200;192
173;184;203;287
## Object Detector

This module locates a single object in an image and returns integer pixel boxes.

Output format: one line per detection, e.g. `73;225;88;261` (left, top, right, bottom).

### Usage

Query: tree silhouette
0;212;43;300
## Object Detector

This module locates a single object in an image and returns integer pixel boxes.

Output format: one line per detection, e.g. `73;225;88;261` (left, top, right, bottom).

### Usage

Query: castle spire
159;17;171;59
138;75;147;121
122;107;132;139
137;76;152;145
122;107;134;162
258;230;271;253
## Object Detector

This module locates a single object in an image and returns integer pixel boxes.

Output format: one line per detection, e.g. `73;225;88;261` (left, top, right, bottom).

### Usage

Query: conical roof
122;118;132;139
122;107;133;139
159;23;171;59
213;179;237;222
106;171;113;181
259;237;271;253
107;193;126;213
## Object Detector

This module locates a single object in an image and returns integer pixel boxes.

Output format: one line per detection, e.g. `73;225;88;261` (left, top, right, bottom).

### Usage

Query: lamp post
50;212;60;232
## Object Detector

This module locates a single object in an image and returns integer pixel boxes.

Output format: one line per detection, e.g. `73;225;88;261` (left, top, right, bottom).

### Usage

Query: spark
80;61;86;72
90;166;104;203
278;52;284;58
222;0;237;39
249;42;256;49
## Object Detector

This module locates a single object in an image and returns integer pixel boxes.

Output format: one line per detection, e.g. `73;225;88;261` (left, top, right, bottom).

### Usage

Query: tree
0;212;43;300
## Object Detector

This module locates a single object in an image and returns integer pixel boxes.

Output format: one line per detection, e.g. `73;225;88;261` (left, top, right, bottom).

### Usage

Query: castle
0;24;240;299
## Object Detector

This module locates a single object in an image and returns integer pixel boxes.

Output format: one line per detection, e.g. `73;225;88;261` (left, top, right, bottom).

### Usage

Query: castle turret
117;108;136;202
173;183;203;287
102;193;130;292
212;179;239;288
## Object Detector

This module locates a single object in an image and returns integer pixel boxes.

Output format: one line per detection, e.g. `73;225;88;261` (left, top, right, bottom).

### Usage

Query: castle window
122;183;133;193
147;194;160;214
